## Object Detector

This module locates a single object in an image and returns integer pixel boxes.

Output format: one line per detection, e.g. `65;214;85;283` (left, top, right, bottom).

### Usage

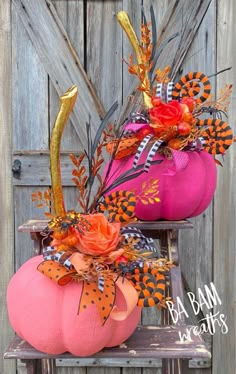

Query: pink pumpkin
104;150;216;220
7;256;141;356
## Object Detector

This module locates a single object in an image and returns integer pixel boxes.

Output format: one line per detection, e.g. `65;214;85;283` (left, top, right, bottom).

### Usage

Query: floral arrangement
31;85;172;325
31;11;235;324
105;12;235;169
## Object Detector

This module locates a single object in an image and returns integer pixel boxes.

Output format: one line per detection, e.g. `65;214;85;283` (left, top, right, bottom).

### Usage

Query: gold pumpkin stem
117;11;152;108
50;85;78;216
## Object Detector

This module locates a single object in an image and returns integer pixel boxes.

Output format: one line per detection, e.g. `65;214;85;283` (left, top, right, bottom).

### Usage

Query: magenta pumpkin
104;150;217;220
7;256;141;356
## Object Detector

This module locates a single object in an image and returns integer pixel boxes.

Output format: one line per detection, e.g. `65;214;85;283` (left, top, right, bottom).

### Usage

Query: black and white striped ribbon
129;112;149;124
42;246;73;270
144;140;164;172
185;138;205;151
133;134;153;169
167;82;175;102
42;246;55;255
98;276;105;292
120;227;158;253
122;129;135;136
156;83;165;101
155;82;175;103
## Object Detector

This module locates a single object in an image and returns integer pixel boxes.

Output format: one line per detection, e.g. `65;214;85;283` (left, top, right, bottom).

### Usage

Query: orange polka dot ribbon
71;252;139;323
79;278;116;324
37;249;139;324
79;277;139;325
37;260;77;285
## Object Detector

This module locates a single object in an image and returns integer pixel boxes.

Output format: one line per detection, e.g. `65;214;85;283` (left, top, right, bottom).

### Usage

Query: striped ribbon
120;226;158;253
185;138;205;151
156;83;165;101
128;112;149;124
144;140;164;172
167;82;175;102
42;246;74;270
156;82;175;103
132;134;153;169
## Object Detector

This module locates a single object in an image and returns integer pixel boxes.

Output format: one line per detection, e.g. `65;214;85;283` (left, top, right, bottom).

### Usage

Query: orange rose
149;100;183;133
74;213;121;256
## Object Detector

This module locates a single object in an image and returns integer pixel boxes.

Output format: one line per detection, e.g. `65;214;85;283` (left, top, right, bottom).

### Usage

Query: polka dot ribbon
38;251;139;324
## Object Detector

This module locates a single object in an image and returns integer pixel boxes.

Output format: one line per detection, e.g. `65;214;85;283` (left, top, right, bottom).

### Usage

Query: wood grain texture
5;1;236;374
87;0;122;115
154;0;213;79
177;2;217;372
14;187;49;269
86;6;122;372
178;0;216;321
0;0;15;373
213;0;236;373
121;0;142;99
56;358;160;368
11;153;84;186
5;327;211;360
12;0;102;142
57;368;86;374
12;4;48;151
50;0;85;151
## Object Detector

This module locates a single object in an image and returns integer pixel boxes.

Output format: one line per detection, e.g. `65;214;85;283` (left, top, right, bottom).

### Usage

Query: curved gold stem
117;11;152;108
50;85;78;216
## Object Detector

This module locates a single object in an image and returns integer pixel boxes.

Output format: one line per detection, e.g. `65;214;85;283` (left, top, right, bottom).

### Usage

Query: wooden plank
12;0;104;142
49;1;85;244
142;369;161;374
5;327;211;360
177;2;217;372
12;153;86;187
14;187;49;269
178;0;216;325
57;368;86;374
56;357;160;368
50;0;85;152
87;0;122;117
12;4;49;151
87;368;120;374
0;0;16;372
123;369;141;374
121;0;142;99
213;0;236;373
18;219;193;233
154;0;213;79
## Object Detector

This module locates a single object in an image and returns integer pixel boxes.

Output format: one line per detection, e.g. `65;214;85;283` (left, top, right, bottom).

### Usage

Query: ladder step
5;326;211;362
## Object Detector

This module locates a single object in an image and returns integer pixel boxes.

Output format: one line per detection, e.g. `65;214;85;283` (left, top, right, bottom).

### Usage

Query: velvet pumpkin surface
104;150;217;220
7;256;141;356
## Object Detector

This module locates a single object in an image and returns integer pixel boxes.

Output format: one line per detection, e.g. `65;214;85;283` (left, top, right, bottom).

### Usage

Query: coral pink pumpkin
104;150;217;220
7;256;141;356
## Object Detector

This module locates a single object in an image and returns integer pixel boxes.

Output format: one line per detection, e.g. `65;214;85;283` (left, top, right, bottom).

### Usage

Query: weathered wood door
1;0;235;373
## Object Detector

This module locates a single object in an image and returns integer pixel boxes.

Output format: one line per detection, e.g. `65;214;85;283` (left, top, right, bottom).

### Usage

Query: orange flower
149;100;183;134
74;213;121;256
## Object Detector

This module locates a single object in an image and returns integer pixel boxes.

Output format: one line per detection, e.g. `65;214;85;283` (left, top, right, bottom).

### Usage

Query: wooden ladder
4;220;211;373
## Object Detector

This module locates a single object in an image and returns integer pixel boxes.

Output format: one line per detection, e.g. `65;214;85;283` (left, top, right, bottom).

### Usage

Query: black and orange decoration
106;14;235;166
99;191;136;222
78;279;116;324
37;260;76;286
31;11;235;327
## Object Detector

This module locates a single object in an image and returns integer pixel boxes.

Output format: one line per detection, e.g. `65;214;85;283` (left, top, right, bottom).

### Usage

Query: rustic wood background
0;0;235;373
